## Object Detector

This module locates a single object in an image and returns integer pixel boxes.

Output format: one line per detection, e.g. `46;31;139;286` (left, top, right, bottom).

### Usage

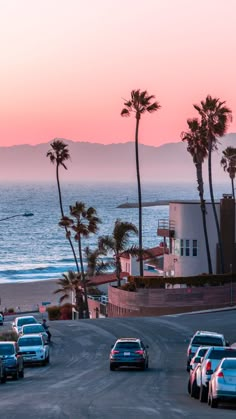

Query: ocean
0;180;231;283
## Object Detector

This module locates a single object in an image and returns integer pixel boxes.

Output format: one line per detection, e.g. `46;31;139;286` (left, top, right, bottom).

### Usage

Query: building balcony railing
157;218;175;238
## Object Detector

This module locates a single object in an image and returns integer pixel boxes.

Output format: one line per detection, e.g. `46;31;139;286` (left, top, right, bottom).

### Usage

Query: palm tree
181;118;212;274
54;271;84;318
84;246;111;278
121;90;161;276
60;202;101;319
46;139;79;273
221;146;236;199
98;219;138;287
194;95;232;274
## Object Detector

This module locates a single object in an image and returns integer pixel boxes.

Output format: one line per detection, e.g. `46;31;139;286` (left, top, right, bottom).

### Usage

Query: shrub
0;331;18;341
60;303;73;320
120;282;136;292
7;308;15;314
47;305;61;320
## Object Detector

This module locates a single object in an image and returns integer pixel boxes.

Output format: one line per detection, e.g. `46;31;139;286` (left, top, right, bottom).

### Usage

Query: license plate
124;352;130;356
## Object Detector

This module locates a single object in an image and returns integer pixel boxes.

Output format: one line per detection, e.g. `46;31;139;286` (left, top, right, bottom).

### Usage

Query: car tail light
135;350;144;355
111;350;119;355
206;361;212;371
187;348;192;356
216;371;224;378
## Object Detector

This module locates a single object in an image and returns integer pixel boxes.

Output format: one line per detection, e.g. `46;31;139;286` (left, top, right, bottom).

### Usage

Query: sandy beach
0;279;67;313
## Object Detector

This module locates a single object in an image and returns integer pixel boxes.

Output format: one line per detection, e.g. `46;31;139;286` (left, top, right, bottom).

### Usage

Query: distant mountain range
0;134;236;182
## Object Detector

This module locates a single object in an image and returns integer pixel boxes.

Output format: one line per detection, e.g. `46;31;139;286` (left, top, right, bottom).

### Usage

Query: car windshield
17;318;37;327
221;359;236;369
192;336;223;346
18;337;42;346
115;342;141;350
197;348;209;357
23;325;44;334
209;350;236;360
0;344;15;355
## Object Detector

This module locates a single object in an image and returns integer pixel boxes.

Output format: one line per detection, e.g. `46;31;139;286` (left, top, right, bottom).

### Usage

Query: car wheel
191;379;199;399
19;368;24;378
110;364;115;371
13;369;19;380
146;360;149;369
187;379;191;394
46;355;50;364
210;395;218;408
199;384;207;403
1;373;6;384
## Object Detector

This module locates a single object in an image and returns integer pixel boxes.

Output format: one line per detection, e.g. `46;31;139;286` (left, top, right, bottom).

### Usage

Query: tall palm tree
121;90;161;277
221;146;236;199
98;219;138;287
194;95;232;274
54;271;84;318
60;202;101;319
46;139;79;273
181;118;212;274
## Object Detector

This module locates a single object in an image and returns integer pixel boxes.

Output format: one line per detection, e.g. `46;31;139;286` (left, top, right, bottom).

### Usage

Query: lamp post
0;212;34;222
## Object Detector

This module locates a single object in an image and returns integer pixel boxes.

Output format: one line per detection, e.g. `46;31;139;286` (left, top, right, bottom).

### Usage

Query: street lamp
0;212;34;222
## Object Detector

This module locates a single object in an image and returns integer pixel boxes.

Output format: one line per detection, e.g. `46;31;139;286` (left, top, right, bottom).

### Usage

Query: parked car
186;330;228;371
19;323;49;343
0;341;24;380
12;316;38;335
208;357;236;408
17;334;50;366
0;313;4;326
110;338;149;371
188;346;211;397
196;346;236;402
189;346;211;373
0;358;6;384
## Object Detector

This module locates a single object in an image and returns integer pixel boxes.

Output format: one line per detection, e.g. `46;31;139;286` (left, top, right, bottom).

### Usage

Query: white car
19;323;49;343
17;334;50;365
12;316;38;335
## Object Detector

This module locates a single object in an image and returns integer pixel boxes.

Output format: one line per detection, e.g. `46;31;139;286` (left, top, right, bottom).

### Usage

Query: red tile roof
87;272;129;286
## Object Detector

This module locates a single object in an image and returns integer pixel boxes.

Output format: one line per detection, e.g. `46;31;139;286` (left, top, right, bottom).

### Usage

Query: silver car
19;323;49;343
208;357;236;408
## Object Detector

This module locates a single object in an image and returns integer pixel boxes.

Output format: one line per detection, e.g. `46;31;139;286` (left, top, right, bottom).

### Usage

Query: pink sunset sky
1;0;236;147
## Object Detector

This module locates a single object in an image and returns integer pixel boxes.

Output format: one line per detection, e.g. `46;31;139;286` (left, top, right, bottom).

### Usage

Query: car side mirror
111;344;114;348
12;323;15;327
226;341;230;347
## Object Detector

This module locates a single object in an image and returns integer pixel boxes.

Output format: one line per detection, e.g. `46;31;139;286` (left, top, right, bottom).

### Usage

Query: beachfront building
158;194;236;277
119;246;168;277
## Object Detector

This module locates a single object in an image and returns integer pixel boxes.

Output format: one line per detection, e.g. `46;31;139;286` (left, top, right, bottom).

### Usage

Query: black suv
0;342;24;380
0;358;6;384
110;338;149;370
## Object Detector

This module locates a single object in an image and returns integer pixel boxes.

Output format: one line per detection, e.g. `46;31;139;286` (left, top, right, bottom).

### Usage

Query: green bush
127;273;236;289
0;331;18;341
60;303;73;320
47;305;61;320
120;282;136;292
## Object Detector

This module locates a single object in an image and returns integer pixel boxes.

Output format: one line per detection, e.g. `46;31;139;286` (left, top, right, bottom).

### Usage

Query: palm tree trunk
208;142;225;273
116;254;121;287
231;177;235;199
78;236;89;319
196;163;212;274
135;115;143;277
56;164;80;273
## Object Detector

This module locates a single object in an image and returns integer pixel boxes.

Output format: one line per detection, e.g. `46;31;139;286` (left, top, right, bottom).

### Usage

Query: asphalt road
1;310;236;419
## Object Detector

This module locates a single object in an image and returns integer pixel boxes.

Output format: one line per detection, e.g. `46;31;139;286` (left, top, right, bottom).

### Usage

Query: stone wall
108;283;236;317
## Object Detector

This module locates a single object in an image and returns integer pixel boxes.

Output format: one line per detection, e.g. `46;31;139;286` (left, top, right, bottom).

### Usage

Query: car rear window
209;350;236;360
0;344;14;355
18;337;42;346
192;336;223;346
18;318;37;326
115;342;141;350
23;325;44;334
221;359;236;369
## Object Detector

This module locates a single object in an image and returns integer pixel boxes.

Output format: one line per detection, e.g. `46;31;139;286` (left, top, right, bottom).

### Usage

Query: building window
180;239;197;256
192;240;198;256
